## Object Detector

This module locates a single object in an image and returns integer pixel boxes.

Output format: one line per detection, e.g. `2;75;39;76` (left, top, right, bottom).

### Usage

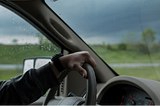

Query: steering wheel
43;63;97;105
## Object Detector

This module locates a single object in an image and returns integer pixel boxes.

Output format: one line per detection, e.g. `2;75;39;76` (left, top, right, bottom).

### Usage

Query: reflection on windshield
45;0;160;81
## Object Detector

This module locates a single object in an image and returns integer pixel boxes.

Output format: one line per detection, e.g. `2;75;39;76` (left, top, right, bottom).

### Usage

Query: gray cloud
0;5;39;36
0;0;159;44
46;0;160;43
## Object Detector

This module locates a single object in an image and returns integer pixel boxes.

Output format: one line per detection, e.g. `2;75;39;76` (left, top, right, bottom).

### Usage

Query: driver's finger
86;55;97;69
73;63;87;78
78;67;87;78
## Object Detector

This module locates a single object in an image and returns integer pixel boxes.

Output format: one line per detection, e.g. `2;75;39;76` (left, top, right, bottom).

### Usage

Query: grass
0;44;59;81
1;44;159;64
0;44;160;82
114;67;160;81
1;67;159;82
0;45;59;64
90;44;160;81
90;45;160;63
0;70;22;81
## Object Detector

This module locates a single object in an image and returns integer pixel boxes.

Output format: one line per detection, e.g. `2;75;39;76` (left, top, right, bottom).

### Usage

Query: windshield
45;0;160;81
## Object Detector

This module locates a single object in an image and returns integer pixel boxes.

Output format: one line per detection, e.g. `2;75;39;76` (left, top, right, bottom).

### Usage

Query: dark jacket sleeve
0;62;60;105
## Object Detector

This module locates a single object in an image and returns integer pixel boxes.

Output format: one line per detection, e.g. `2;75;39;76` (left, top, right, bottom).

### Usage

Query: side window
0;5;60;81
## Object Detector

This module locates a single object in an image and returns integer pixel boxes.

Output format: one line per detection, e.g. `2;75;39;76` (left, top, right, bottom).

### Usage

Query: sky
46;0;160;44
0;35;39;45
0;0;160;45
0;5;39;45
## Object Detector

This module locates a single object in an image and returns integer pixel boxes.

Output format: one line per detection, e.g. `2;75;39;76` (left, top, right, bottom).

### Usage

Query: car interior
0;0;160;105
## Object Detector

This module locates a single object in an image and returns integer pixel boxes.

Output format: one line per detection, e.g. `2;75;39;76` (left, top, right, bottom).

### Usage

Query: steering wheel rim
43;63;97;105
83;63;97;105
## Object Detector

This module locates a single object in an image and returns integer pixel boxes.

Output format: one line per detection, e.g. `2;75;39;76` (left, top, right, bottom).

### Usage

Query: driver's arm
0;51;96;105
0;62;59;105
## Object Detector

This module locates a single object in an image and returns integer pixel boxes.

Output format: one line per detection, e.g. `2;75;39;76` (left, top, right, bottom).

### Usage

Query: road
109;63;160;68
0;63;160;70
0;64;23;70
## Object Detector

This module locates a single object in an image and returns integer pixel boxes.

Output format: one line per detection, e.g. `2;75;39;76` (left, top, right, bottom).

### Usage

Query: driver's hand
60;51;97;78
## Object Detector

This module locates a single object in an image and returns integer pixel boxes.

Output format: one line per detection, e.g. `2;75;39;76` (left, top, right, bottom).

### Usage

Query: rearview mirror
23;57;51;74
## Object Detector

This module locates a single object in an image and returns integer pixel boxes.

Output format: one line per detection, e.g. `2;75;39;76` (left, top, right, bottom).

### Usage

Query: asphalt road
0;64;23;70
109;63;160;68
0;63;160;70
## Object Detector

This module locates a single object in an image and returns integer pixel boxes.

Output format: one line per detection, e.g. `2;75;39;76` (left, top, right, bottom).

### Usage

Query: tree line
98;28;160;54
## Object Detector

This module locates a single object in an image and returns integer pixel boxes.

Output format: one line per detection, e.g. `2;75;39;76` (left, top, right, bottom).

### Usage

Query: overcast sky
46;0;160;44
0;0;160;44
0;5;39;44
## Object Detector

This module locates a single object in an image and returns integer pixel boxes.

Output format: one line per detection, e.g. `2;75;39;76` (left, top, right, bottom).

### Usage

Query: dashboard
99;84;154;105
97;76;160;105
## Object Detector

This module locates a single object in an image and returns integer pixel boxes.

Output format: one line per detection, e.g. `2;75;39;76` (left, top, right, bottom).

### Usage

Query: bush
106;44;113;50
150;43;160;52
118;43;127;50
134;44;148;54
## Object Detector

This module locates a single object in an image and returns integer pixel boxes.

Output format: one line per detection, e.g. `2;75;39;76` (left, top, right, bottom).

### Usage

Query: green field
0;44;160;81
0;44;59;81
0;70;22;81
0;45;59;64
114;67;160;81
90;44;160;63
0;44;160;64
91;44;160;81
1;67;159;81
